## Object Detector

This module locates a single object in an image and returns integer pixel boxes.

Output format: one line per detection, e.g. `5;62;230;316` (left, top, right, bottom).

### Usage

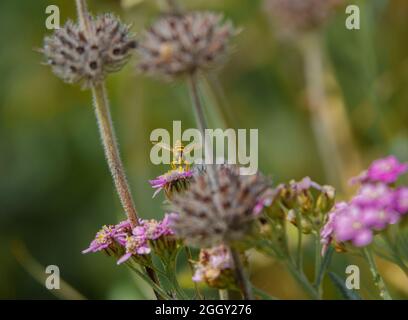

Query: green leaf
252;287;279;300
328;272;362;300
126;264;172;300
314;246;334;288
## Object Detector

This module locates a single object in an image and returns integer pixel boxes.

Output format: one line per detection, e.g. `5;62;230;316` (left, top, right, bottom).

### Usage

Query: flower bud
316;185;336;213
280;184;297;209
297;190;314;214
287;209;313;234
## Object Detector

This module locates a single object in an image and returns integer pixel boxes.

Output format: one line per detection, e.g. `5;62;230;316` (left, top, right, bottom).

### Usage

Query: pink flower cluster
321;156;408;254
351;155;408;185
192;245;232;284
82;214;175;264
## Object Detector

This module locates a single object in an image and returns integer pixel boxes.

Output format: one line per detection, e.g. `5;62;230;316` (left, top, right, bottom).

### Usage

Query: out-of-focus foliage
0;0;407;299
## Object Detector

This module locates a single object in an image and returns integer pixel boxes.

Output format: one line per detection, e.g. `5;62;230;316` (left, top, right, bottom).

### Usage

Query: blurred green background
0;0;407;299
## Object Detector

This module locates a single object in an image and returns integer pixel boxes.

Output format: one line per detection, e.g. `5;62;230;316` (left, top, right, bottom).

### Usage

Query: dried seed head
137;12;236;78
42;14;137;88
264;0;344;32
169;165;269;248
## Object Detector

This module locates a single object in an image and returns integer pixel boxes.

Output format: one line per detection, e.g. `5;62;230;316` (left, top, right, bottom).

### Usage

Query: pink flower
149;169;193;198
82;225;116;253
352;183;394;209
253;187;281;215
253;198;272;215
361;207;399;230
367;156;408;183
290;176;322;192
352;156;408;185
320;212;335;252
333;205;373;247
321;156;408;252
113;220;133;246
394;187;408;215
117;234;151;265
166;212;181;229
83;219;152;264
136;214;175;241
160;213;176;236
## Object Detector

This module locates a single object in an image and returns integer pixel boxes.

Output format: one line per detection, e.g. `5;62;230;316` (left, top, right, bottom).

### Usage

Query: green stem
230;247;254;300
391;253;408;278
185;247;203;299
165;0;182;13
255;240;318;299
277;203;293;261
75;1;163;299
363;247;392;300
205;73;237;128
75;0;92;34
219;289;229;300
314;233;322;298
166;257;188;299
295;210;303;271
382;234;408;277
127;263;171;300
91;83;139;227
187;72;219;189
314;246;333;298
301;33;344;189
286;260;319;300
91;66;163;302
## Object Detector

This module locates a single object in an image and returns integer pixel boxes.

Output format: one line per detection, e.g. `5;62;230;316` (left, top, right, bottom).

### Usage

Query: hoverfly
152;140;202;171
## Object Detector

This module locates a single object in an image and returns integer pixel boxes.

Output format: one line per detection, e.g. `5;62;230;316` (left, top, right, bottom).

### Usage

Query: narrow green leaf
252;287;279;300
314;246;334;288
328;272;362;300
126;264;172;300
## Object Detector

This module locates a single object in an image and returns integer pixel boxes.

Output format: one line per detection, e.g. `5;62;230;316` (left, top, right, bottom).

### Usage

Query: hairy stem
74;0;163;299
363;247;392;300
75;0;92;34
91;84;163;299
92;83;139;227
230;247;254;300
76;0;139;226
165;0;182;13
187;72;219;189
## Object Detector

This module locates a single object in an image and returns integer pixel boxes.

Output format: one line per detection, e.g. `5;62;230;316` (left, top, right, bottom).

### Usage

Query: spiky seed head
42;14;137;88
137;12;236;78
264;0;344;32
169;165;269;248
